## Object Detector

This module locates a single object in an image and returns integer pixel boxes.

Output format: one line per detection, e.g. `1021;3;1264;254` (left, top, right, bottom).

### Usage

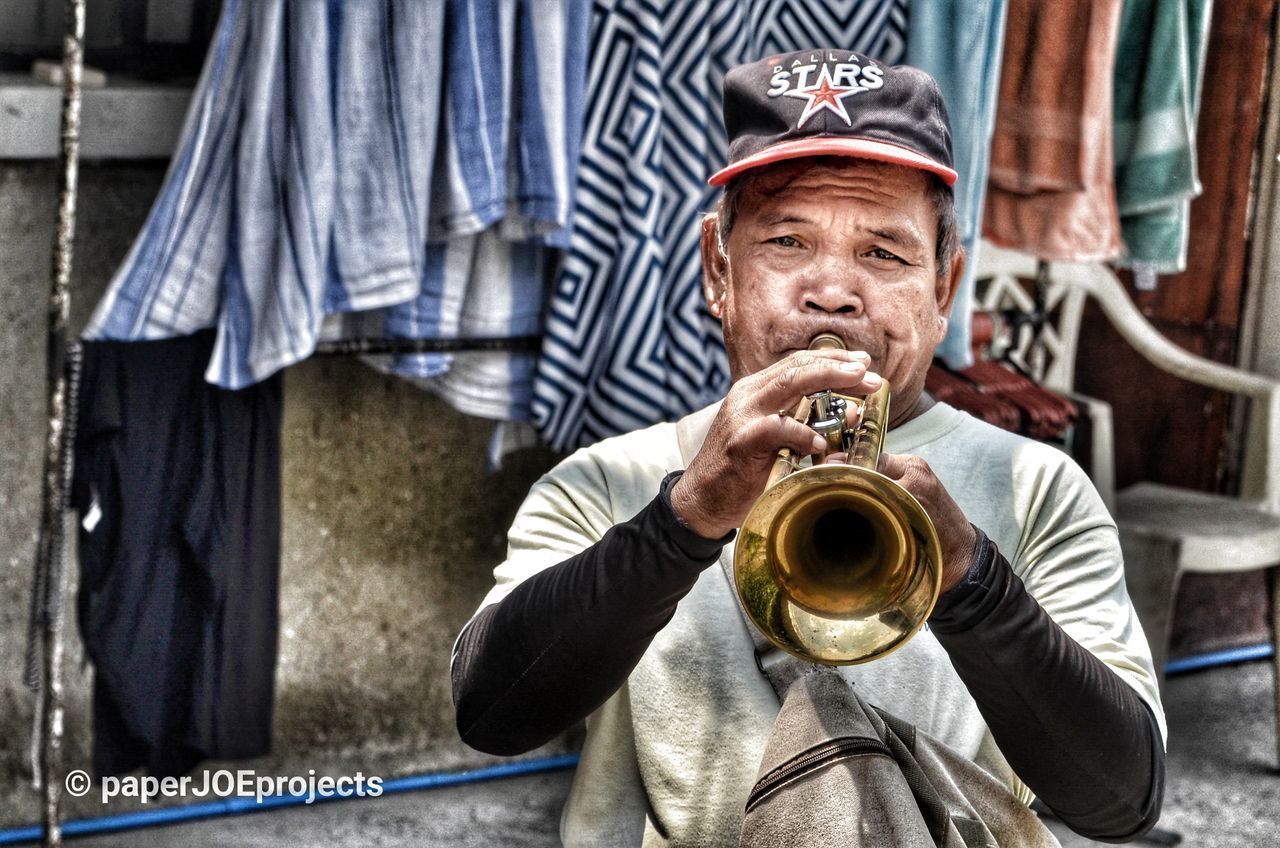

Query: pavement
27;659;1280;847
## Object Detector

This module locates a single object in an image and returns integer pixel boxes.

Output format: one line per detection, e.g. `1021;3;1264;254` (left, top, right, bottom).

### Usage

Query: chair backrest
974;243;1087;394
974;240;1280;513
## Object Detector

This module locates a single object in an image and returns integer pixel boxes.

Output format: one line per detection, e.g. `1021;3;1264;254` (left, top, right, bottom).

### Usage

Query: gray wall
0;161;565;825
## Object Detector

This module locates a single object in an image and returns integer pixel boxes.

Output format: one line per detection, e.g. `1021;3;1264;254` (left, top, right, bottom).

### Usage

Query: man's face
702;158;962;422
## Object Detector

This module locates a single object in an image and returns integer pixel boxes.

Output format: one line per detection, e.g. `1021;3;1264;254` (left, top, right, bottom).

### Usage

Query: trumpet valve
808;391;847;454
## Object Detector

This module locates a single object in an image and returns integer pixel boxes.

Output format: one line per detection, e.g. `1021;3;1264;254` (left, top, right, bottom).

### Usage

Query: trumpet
733;333;943;665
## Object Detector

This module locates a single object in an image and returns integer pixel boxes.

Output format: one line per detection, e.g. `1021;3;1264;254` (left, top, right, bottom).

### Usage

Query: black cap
709;49;956;188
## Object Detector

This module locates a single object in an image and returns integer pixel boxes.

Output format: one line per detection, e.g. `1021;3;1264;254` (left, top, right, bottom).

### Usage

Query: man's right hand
669;348;883;540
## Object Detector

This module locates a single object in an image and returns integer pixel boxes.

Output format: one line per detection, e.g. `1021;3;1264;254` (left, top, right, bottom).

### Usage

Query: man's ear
934;247;966;318
700;215;729;318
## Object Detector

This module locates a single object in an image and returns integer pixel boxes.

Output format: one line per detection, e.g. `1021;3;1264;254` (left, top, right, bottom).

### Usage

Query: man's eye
867;247;904;263
769;235;801;248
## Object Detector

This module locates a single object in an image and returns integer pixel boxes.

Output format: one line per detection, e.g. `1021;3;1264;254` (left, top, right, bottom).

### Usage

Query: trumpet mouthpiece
809;333;846;351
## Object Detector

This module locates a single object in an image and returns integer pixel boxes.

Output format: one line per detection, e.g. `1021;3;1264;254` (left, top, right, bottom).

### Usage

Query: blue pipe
0;641;1274;845
1164;641;1273;676
0;754;579;846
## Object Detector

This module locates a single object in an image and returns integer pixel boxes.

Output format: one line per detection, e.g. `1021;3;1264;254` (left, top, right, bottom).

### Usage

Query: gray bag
739;668;1060;848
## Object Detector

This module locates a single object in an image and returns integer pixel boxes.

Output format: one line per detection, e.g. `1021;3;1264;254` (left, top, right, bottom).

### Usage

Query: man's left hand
875;453;978;593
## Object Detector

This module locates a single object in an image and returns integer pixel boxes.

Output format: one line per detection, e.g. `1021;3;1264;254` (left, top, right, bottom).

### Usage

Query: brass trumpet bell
733;336;943;665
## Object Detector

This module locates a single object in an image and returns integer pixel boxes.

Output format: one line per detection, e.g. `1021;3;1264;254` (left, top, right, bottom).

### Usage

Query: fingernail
811;436;827;453
839;361;866;373
863;373;883;387
852;351;871;362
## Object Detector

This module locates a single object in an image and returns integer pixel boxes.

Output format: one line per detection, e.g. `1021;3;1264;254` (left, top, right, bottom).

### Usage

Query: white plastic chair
974;241;1280;764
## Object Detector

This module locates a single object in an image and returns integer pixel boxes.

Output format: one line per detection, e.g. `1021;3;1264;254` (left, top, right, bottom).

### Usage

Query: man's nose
802;278;865;317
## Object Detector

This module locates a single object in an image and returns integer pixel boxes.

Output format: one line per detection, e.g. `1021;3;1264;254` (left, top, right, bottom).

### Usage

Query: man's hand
670;348;882;540
875;453;978;593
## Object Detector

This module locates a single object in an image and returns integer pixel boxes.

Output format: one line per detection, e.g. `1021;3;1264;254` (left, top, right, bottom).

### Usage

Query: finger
875;452;910;480
746;349;871;387
834;379;885;432
736;412;828;459
841;370;885;396
875;454;941;501
753;354;883;413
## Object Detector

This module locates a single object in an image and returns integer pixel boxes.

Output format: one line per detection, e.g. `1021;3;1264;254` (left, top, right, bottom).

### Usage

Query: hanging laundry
417;0;586;244
322;0;442;314
72;331;282;777
982;0;1126;263
531;0;908;451
906;0;1009;368
87;0;586;425
361;232;548;423
83;0;585;428
85;0;445;389
365;0;590;424
1112;0;1213;287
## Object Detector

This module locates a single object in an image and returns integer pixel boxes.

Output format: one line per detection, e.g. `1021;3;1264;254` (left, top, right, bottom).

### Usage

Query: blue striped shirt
87;0;586;417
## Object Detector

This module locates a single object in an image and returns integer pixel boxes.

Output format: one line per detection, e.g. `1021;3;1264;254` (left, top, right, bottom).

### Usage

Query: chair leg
1118;532;1183;697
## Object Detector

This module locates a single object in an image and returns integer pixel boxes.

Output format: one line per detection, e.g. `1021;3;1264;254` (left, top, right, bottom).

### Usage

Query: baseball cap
709;49;956;188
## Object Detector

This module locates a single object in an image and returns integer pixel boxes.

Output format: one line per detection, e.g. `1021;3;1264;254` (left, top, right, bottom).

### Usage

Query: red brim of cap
707;137;958;187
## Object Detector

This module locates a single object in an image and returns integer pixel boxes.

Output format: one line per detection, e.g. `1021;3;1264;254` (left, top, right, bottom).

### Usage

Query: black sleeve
451;471;731;756
929;527;1165;842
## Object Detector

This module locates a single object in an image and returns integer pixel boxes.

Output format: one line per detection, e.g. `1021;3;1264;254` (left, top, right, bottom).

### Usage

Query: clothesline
312;335;541;357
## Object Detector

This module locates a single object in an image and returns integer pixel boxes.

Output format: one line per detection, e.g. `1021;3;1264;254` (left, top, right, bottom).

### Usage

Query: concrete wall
0;161;564;825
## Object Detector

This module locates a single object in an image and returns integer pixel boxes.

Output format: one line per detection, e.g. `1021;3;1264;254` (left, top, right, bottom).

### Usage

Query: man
452;50;1165;846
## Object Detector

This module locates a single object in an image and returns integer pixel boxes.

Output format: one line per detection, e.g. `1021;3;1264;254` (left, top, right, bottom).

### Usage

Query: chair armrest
1066;263;1280;508
1073;264;1278;399
977;240;1277;396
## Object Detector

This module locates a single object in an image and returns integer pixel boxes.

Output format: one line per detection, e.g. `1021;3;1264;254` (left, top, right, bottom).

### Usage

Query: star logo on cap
784;64;861;128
